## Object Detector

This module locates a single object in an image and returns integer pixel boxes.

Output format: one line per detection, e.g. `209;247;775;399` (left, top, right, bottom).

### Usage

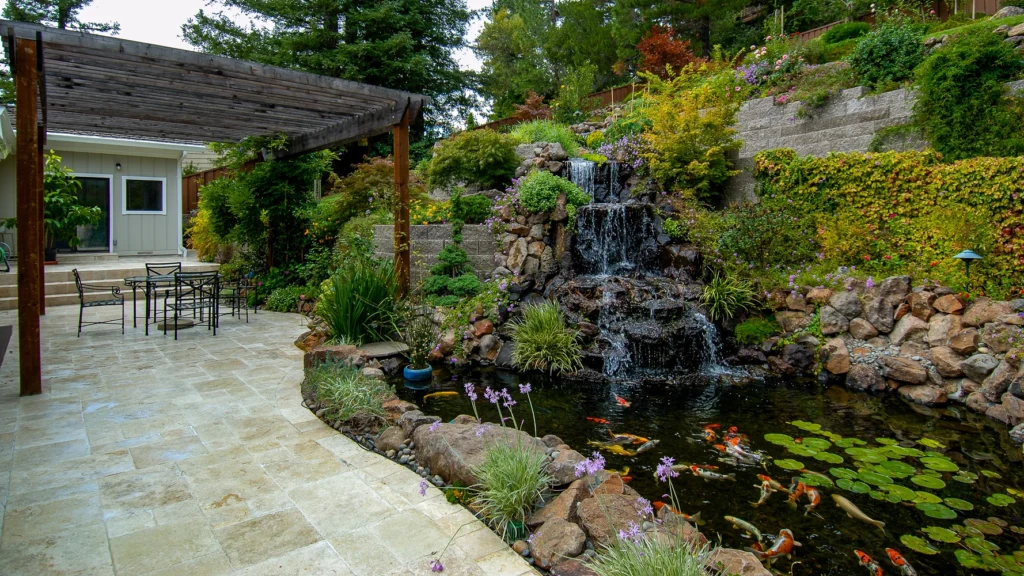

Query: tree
636;26;702;78
543;0;619;88
475;7;553;119
182;0;471;130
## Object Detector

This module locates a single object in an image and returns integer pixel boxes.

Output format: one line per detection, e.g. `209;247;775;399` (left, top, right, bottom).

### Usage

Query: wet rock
412;422;546;487
847;364;886;392
933;294;964;315
782;343;816;374
1010;423;1024;444
767;356;796;376
890;314;929;345
822;338;851;375
899;385;947;406
987;393;1024;426
908;291;936;322
806;287;833;305
930;347;964;378
550;559;599;576
966;391;995;413
864;297;895;334
849;318;879;340
531;517;586;569
926;314;962;347
776;311;811;333
547;445;587;486
579;493;643;547
736;347;767;365
529;478;590;527
962;298;1010;328
376;426;410;453
982;360;1016;402
785;293;813;312
948;328;979;355
819;306;850;336
829;291;863;319
706;548;772;576
495;341;515;369
882;357;927;385
962;354;999;383
478;335;501;362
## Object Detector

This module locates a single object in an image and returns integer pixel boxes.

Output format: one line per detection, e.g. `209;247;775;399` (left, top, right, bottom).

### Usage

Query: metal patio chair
145;262;182;326
163;271;220;340
73;268;124;337
218;276;252;323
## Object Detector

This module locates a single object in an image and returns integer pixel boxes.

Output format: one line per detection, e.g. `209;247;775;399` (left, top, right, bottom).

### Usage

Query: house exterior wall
0;148;182;257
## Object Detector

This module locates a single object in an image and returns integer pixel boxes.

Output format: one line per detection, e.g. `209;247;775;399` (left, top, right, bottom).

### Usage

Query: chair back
72;269;85;301
146;262;182;278
174;271;219;299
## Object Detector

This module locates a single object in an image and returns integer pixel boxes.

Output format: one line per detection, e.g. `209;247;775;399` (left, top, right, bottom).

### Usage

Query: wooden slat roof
1;20;430;158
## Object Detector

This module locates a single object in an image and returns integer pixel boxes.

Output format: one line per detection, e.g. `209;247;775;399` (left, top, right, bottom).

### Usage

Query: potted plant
403;313;438;382
3;152;101;263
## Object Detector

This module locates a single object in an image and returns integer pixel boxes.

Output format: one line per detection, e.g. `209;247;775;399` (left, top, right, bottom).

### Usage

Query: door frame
73;173;114;253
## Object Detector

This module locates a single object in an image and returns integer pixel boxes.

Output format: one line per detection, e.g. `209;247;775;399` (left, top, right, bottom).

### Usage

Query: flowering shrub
849;21;924;90
597;135;649;171
736;41;805;91
410;199;450;225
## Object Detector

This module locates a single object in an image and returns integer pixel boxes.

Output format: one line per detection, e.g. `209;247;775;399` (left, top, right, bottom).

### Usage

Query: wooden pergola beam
393;107;411;297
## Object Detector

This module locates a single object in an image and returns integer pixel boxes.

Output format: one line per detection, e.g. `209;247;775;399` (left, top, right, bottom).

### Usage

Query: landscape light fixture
953;249;982;291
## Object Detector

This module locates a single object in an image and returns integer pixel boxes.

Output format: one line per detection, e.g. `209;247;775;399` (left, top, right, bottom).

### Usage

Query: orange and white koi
687;465;735;481
885;548;917;576
585;416;610;425
724;438;763;463
609;431;649;445
702;426;718;442
788;480;807;508
855;550;885;576
750;529;801;560
756;474;790;493
804;486;821;515
614;395;630;407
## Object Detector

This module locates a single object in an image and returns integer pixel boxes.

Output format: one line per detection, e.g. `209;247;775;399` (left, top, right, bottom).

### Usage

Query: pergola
2;21;430;395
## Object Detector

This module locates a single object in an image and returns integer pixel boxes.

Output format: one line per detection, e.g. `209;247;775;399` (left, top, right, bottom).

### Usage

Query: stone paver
0;304;536;576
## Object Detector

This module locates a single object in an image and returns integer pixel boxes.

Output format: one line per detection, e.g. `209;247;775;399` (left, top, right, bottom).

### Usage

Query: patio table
124;274;177;335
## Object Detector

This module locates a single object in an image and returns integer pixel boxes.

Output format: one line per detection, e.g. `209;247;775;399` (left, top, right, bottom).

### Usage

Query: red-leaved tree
511;90;553;121
637;26;704;79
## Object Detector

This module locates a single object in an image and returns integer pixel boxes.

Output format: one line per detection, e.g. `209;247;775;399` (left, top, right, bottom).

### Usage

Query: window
122;177;166;214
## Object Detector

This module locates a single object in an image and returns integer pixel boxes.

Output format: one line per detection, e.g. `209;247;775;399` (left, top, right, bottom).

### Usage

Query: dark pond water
394;368;1024;576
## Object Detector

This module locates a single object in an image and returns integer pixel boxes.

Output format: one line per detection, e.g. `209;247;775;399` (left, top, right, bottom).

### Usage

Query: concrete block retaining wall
373;224;494;283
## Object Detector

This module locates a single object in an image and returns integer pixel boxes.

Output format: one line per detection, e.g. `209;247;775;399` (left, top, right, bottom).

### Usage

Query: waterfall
574;204;656;276
567;159;596;199
599;287;632;376
692;312;729;375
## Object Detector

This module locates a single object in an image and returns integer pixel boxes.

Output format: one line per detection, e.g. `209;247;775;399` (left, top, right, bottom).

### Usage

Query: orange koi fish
751;529;801;560
885;549;917;576
804;486;821;515
855;550;885;576
703;426;717;442
787;480;807;508
688;465;735;481
586;416;610;425
609;431;649;445
614;395;631;407
756;474;790;493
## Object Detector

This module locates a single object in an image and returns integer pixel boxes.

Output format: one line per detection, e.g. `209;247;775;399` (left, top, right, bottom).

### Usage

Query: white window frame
74;173;114;253
121;176;167;215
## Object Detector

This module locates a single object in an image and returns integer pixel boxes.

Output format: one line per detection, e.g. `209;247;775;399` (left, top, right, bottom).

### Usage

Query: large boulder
547;445;587;486
706;549;772;576
776;311;811;333
933;294;964;315
982;360;1016;403
962;298;1011;328
829;290;863;319
785;293;813;312
980;323;1017;354
412;422;546;487
550;559;598;576
849;318;879;340
908;291;937;322
966;391;995;414
863;297;895;334
930;347;964;378
806;287;833;305
948;328;979;355
925;314;961;347
822;338;851;375
398;410;441;436
531;517;586;569
962;354;999;383
898;385;947;406
528;478;590;527
889;314;929;345
579;493;643;547
376;426;409;453
847;364;886;392
986;393;1024;426
882;356;927;385
507;238;529;275
782;343;816;374
876;276;911;308
819;306;850;336
994;6;1024;19
1010;367;1024;399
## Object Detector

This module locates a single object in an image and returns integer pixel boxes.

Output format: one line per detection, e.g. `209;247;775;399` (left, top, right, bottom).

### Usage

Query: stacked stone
514;142;571;178
745;277;1024;439
985;20;1024;51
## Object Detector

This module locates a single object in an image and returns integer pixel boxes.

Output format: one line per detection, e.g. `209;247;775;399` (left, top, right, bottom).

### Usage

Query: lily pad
858;470;894;486
951;524;985;539
985;517;1007;528
879;460;916;478
964;518;1003;536
884;492;903;503
845;448;888;464
829;467;859;479
916;502;957;519
800;437;832;451
764;433;795;446
835;437;866;448
886;445;926;458
900;534;939;555
788;445;818;458
814;451;844;464
875;437;898;445
919;468;942;477
885;484;919;501
837;478;871;493
921;526;961;543
798;473;834;488
923;450;947;459
918;437;946;449
956;550;993;570
951;474;977;484
1006;487;1024;498
986;493;1015;507
774;458;804;470
911;475;946;490
869;490;886;501
964;537;999;553
920;457;959;472
789;420;822;432
943;498;974;511
914;491;943;504
979;469;1001;479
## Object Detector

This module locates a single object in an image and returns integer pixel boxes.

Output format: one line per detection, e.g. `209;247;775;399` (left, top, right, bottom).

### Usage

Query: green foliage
700;272;755;322
476;7;555;119
303;360;392;423
553;62;600;124
590;538;714;576
662;217;685;239
422;223;481;304
450;192;492;224
717;202;820;271
403;313;439;369
1003;0;1024;7
788;0;850;33
580;153;608;165
912;32;1024;161
603;98;654;142
754;149;1024;298
821;22;871;45
849;22;925;90
868;122;925;152
516;170;590;216
735;316;783;345
472;441;551;540
316;259;399;345
427;130;519;191
265;285;317;313
5;152;101;250
509;302;583;374
437;279;512;334
924;14;1024;39
508;120;581;157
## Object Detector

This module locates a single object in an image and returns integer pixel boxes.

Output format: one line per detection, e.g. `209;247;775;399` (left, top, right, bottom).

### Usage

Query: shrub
403;313;438;369
1002;0;1024;7
187;209;220;262
821;22;871;45
580;152;608;165
303;360;392;423
849;22;924;90
717;202;819;271
637;26;703;79
427;130;519;191
509;302;583;374
473;441;551;539
734;316;783;345
508;120;581;157
450;192;492;224
266;285;316;312
316;259;399;345
700;272;755;322
602;99;652;142
585;130;605;149
552;62;600;124
590;538;715;576
912;31;1024;161
510;90;552;122
516;170;590;214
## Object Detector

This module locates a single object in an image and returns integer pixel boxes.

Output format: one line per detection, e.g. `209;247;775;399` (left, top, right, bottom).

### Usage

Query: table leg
144;284;151;336
132;285;138;328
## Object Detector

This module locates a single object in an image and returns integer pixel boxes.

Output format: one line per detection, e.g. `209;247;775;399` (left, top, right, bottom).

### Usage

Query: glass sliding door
74;176;111;251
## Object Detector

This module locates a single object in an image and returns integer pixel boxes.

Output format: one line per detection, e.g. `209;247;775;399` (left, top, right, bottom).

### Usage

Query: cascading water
567;159;596;199
575;204;657;276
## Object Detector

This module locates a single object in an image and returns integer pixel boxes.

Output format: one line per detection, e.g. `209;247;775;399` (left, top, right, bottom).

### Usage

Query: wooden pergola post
15;36;43;396
393;108;411;298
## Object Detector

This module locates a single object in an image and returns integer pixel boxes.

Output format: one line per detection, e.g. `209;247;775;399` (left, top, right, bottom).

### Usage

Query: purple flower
464;382;478;402
519;383;532;394
500;389;516;408
655;456;679;483
636;497;654;517
484;387;499;405
475;424;491;437
574;452;606;478
617;520;643;544
419;479;428;497
430;559;444;572
429;421;441;433
866;277;874;289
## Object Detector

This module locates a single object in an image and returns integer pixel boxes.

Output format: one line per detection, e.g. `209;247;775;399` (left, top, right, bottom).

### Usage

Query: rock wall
373;224;494;283
722;80;1024;205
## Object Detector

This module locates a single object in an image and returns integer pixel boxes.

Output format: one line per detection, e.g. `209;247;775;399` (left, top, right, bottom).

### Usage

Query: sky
78;0;490;71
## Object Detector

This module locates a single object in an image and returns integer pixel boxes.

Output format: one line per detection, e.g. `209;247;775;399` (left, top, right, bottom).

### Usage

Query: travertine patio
0;304;536;575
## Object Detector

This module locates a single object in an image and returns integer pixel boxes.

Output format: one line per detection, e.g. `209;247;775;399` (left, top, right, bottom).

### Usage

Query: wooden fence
181;162;255;214
475;83;646;132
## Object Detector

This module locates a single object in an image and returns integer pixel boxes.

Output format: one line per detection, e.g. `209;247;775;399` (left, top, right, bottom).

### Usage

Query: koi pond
395;369;1024;576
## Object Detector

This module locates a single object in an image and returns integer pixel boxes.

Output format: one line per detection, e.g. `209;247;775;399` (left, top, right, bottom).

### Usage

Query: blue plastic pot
403;365;433;382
